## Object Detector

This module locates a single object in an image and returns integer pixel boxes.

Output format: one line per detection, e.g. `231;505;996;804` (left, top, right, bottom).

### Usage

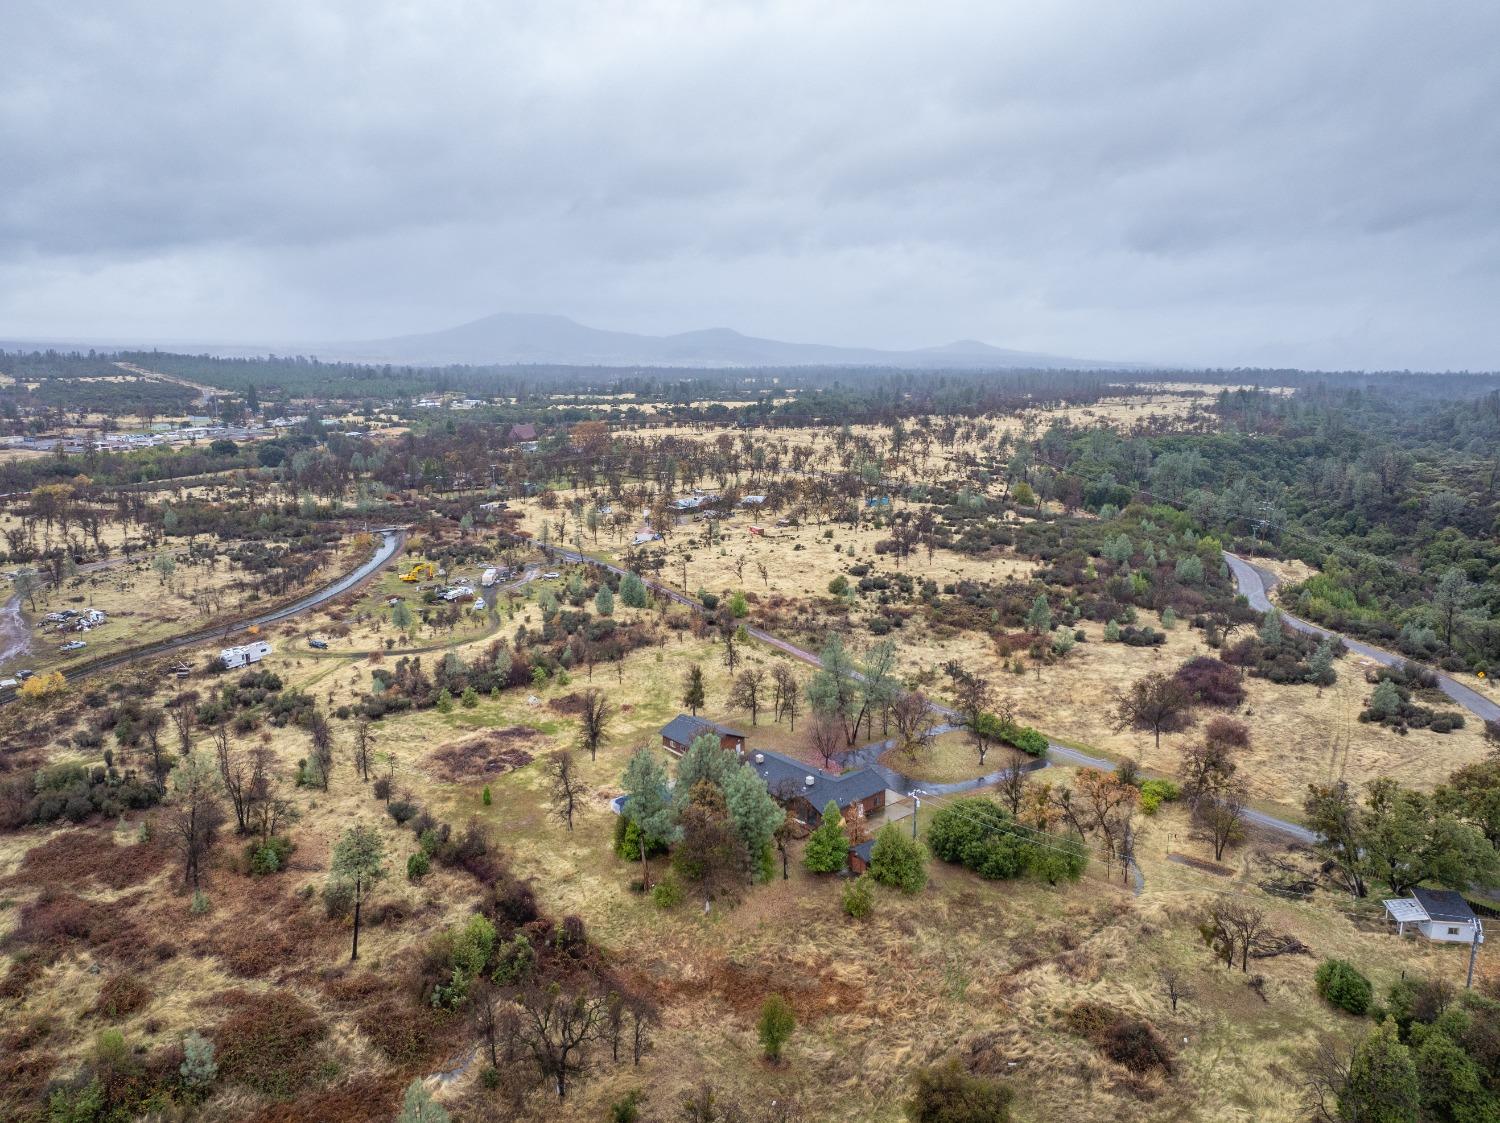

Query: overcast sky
3;1;1498;369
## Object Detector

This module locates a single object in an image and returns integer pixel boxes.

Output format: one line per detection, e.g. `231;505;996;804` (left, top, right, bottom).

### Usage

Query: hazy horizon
5;2;1499;370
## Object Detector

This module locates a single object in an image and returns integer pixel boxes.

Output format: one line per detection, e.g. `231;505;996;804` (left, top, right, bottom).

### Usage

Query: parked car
543;571;560;580
60;640;86;651
308;637;328;650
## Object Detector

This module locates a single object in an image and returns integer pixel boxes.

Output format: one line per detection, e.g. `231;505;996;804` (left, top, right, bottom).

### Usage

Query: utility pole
1468;918;1482;989
911;792;922;839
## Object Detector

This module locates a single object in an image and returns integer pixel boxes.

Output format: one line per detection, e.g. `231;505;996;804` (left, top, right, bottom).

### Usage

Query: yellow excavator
399;561;436;583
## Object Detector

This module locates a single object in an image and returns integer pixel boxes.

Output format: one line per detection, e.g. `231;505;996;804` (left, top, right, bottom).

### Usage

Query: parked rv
218;641;273;669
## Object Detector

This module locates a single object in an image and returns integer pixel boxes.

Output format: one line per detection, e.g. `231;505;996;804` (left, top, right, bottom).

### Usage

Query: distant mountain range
0;312;1145;371
322;312;1140;370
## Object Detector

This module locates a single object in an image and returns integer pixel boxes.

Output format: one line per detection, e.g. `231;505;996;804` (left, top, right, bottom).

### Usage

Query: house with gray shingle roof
745;748;889;827
660;713;746;756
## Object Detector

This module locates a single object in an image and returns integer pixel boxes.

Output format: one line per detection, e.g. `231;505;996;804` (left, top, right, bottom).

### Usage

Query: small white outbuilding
1384;887;1485;944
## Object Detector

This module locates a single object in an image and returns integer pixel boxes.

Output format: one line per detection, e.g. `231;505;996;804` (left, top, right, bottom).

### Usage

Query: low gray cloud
3;0;1497;369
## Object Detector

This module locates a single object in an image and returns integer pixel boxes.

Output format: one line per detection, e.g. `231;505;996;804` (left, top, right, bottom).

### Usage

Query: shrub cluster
1315;958;1373;1015
927;798;1086;884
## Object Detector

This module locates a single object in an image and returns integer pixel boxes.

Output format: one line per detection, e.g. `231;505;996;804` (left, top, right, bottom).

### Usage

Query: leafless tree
167;690;199;754
1113;672;1196;749
997;749;1032;817
1300;1037;1353;1123
306;711;335;791
721;627;742;675
577;688;611;762
1204;900;1269;972
889;690;934;761
548;750;587;831
246;746;297;843
165;752;225;888
1180;716;1248;810
1199;777;1249;861
512;980;613;1099
729;666;767;725
771;663;801;731
808;715;845;771
627;991;659;1066
139;708;169;790
214;731;252;835
953;672;994;747
1159;966;1195;1013
352;717;376;782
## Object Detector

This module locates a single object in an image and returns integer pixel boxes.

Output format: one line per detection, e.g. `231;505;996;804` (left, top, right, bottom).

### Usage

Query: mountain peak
334;312;1136;370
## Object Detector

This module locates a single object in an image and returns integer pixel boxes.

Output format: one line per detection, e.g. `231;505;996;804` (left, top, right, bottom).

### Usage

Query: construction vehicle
400;562;437;583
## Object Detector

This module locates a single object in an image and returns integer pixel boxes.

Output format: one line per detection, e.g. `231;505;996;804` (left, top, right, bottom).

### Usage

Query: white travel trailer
219;640;273;669
481;567;500;587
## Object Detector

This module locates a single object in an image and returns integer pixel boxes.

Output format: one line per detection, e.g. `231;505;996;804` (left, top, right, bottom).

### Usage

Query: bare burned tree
808;714;845;772
548;750;587;831
246;746;297;843
306;711;335;791
1159;966;1195;1014
889;690;934;761
1300;1037;1354;1123
352;717;376;782
997;748;1032;817
138;707;170;791
168;690;199;754
729;666;767;725
577;688;611;762
165;752;225;889
1114;672;1196;750
214;730;252;835
513;980;613;1100
1180;716;1248;810
1199;776;1249;862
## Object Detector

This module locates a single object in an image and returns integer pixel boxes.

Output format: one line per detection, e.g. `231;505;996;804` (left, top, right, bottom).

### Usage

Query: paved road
0;530;406;702
1224;552;1499;725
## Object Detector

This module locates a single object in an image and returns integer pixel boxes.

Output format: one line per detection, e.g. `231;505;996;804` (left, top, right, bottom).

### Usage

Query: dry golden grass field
5;605;1485;1122
1;399;1490;1122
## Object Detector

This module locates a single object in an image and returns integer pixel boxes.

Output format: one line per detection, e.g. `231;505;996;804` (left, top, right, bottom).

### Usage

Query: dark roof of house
1413;887;1477;924
660;713;746;746
747;749;887;812
851;839;875;864
509;422;537;441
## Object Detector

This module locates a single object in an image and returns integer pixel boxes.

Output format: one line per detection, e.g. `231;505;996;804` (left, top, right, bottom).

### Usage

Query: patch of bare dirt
427;729;538;782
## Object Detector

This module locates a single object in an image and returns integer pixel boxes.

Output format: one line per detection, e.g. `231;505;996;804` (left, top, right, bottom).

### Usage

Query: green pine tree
803;801;850;873
1340;1017;1419;1123
868;822;926;893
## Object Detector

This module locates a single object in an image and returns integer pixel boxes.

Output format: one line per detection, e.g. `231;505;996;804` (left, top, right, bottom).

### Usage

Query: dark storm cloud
2;0;1498;368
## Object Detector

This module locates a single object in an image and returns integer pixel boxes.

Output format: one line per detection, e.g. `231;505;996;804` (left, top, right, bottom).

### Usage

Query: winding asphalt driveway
1224;553;1500;725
